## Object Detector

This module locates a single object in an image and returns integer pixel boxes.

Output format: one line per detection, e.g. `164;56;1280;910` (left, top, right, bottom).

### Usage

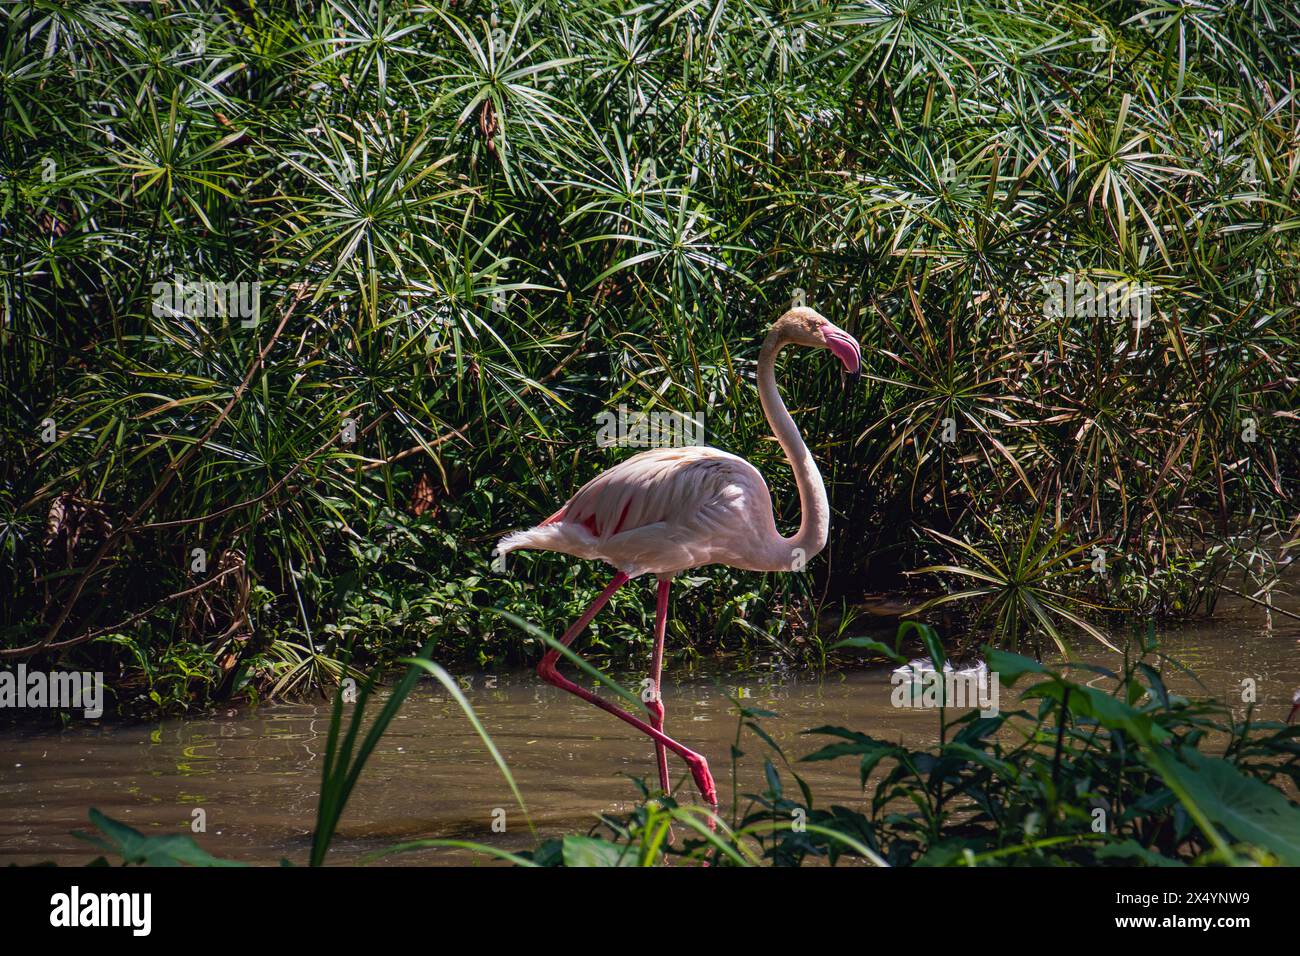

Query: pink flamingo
496;308;862;818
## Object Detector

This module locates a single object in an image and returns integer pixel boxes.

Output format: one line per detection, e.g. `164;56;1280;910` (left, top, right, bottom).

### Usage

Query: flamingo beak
825;326;862;386
1288;702;1299;725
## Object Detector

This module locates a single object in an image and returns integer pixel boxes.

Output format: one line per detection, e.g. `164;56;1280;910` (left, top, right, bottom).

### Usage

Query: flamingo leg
538;572;718;813
647;578;671;795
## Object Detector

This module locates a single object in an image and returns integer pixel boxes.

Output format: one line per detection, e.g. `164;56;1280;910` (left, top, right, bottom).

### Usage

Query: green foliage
1;0;1296;710
74;808;242;867
527;635;1300;866
311;635;436;865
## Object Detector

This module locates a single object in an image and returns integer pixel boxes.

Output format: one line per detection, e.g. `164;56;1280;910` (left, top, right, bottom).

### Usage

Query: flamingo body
497;446;781;578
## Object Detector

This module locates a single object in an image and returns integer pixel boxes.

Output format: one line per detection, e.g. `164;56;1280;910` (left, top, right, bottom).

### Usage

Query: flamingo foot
684;753;719;830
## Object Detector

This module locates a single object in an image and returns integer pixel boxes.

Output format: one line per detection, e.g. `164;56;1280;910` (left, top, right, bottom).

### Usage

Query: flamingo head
773;307;862;380
1288;688;1300;724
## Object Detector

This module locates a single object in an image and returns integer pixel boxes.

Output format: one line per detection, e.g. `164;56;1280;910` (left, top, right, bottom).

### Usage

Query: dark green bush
1;0;1296;711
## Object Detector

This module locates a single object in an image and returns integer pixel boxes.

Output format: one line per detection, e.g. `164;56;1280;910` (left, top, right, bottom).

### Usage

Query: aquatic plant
58;619;1300;867
527;627;1300;866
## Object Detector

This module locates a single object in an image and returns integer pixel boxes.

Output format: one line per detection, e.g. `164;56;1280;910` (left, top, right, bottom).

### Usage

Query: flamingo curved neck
757;331;830;570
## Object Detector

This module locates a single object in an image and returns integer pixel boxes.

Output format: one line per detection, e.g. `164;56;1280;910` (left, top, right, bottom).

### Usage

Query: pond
1;597;1295;865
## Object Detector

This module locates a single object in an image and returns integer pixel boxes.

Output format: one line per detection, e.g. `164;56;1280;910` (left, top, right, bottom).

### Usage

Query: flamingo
495;307;862;818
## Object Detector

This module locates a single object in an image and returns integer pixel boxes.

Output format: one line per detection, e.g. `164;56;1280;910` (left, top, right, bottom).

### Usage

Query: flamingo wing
497;447;776;576
559;448;748;539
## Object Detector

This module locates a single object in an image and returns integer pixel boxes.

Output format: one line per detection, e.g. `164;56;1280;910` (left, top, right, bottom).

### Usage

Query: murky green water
1;597;1296;866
